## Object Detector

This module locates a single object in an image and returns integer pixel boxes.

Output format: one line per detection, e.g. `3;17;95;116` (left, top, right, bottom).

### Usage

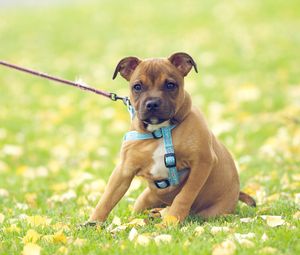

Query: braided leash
0;60;129;104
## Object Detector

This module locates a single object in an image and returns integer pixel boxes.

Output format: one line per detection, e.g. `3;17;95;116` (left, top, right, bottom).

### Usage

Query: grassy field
0;0;299;254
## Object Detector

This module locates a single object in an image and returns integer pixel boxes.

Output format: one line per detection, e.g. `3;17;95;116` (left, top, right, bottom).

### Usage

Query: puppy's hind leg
196;195;239;219
133;188;165;213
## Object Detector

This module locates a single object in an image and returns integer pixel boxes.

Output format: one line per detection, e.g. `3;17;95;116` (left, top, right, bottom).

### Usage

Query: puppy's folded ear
112;57;141;81
168;52;198;77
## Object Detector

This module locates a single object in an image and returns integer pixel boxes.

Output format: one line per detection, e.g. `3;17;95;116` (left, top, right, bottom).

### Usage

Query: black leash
0;60;129;105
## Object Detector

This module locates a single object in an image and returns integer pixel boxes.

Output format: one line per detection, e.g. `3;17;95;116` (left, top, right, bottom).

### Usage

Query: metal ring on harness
154;179;170;189
152;129;163;139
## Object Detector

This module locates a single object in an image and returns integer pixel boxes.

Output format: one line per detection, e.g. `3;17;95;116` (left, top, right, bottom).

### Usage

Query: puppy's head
113;52;197;125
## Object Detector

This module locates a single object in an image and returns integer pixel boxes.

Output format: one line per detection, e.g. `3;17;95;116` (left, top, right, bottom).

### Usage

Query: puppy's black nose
145;98;161;112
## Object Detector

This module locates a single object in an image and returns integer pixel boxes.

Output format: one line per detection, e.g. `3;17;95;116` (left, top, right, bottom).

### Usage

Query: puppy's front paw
148;207;170;219
149;208;163;218
155;214;180;229
162;215;180;226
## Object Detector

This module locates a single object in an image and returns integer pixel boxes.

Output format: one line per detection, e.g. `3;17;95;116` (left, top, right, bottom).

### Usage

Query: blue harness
124;125;183;188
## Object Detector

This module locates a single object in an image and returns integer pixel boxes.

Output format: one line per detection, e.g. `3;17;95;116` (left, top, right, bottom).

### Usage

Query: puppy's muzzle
145;98;161;112
139;97;174;125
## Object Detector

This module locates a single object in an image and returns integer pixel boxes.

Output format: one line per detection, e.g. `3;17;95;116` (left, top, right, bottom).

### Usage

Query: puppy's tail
239;191;256;207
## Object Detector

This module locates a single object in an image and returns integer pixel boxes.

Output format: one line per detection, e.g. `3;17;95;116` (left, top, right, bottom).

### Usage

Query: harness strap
124;125;176;141
161;126;179;185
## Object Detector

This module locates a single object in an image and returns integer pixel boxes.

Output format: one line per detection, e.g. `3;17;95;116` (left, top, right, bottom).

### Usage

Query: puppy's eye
165;82;177;90
133;84;142;92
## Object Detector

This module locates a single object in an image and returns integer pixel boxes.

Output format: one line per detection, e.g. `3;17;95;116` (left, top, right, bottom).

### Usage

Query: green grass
0;0;299;254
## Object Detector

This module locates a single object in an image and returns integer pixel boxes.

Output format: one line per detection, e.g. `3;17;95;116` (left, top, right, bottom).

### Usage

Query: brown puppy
89;52;255;224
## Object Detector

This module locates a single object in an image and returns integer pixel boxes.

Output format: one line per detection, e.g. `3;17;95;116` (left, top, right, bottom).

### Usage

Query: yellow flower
22;230;41;244
53;230;67;244
27;215;51;227
3;224;21;233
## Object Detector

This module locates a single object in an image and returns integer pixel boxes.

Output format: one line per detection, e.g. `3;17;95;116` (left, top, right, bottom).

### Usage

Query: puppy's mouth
139;110;174;125
143;117;169;125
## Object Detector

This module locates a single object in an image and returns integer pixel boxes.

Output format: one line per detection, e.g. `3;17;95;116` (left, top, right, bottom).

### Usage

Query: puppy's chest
131;138;188;180
150;141;169;179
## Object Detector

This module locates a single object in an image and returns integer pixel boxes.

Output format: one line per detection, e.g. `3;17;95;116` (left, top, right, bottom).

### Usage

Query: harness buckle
164;153;176;168
152;129;163;139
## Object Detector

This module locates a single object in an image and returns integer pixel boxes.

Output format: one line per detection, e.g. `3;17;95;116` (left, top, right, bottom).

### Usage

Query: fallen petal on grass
52;222;70;231
261;215;285;227
57;246;68;254
180;226;189;232
27;215;52;227
261;233;268;242
212;240;236;255
293;211;300;219
16;203;29;211
234;232;256;240
112;216;122;226
127;218;146;227
0;213;4;224
22;230;41;244
0;188;9;197
210;226;231;235
110;225;127;234
136;234;150;246
154;234;172;245
259;247;278;254
183;239;191;247
237;239;254;248
240;218;254;223
22;243;41;255
72;238;86;247
194;226;205;236
128;227;138;241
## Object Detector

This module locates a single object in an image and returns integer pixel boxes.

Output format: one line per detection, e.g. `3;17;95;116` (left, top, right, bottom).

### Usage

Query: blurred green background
0;0;299;254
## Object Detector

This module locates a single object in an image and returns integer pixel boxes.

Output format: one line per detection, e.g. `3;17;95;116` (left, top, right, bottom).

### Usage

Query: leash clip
110;93;118;101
